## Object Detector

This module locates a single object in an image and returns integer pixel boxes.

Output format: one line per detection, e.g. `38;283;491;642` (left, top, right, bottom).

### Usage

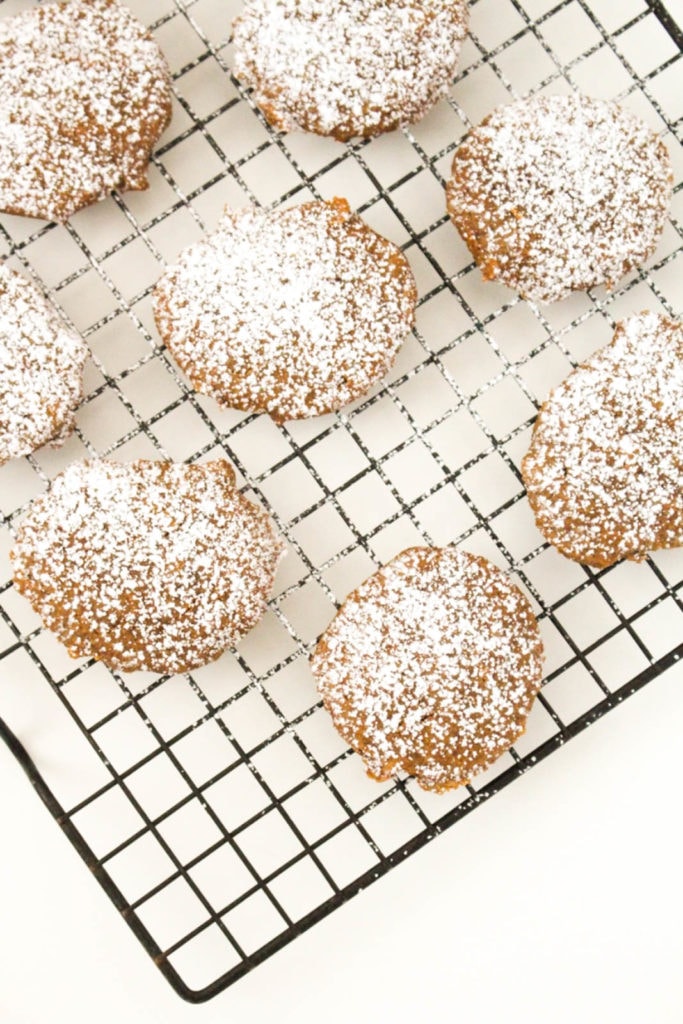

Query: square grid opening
0;0;681;1003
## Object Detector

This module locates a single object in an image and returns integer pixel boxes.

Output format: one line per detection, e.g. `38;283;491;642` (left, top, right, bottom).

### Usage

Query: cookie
232;0;469;141
153;198;417;422
0;264;89;466
310;546;544;792
522;313;683;568
446;94;673;303
0;0;172;222
11;460;284;674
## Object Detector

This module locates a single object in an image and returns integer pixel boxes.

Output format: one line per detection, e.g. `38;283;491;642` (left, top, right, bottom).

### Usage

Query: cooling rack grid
0;0;681;1003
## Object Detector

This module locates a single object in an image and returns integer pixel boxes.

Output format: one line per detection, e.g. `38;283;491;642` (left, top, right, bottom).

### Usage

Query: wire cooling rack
0;0;682;1004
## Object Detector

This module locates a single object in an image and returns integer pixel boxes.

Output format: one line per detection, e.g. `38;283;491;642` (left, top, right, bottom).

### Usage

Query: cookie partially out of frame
11;460;285;674
446;94;673;303
310;546;544;792
232;0;469;141
522;312;683;568
0;0;172;222
0;264;89;466
153;198;417;422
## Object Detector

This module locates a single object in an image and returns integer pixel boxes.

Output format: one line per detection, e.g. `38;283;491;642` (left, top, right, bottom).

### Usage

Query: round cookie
232;0;469;141
11;460;285;674
446;94;673;303
0;264;89;466
522;313;683;568
0;0;172;222
153;198;417;422
310;546;544;792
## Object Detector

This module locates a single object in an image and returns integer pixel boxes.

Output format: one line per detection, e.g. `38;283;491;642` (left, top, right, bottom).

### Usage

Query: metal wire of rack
0;0;681;1004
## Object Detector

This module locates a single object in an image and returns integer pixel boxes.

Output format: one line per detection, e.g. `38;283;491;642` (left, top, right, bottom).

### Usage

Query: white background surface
0;0;681;1020
1;660;681;1024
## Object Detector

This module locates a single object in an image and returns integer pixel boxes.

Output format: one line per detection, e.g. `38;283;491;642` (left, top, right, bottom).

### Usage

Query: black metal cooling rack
0;0;682;1004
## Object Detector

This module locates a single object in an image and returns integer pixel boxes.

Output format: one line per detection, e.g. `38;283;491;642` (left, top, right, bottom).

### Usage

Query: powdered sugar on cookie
522;313;683;567
233;0;469;140
447;95;673;303
0;0;172;222
0;264;89;465
154;199;417;422
11;460;285;674
311;547;544;791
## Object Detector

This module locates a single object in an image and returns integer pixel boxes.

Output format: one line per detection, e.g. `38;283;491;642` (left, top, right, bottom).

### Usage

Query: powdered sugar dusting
0;264;89;465
153;199;417;422
0;0;172;222
446;94;673;303
232;0;469;140
11;460;285;674
310;547;544;792
522;313;683;567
